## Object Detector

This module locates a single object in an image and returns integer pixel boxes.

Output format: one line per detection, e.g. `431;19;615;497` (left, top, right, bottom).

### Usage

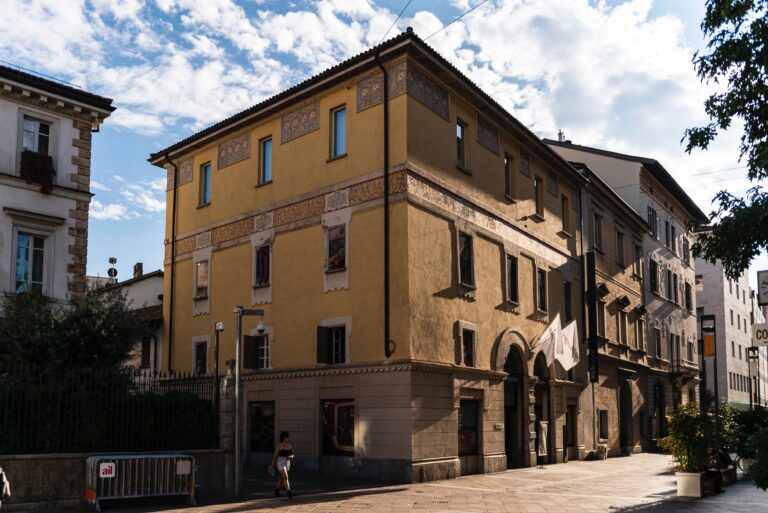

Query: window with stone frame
618;310;628;345
536;268;548;313
327;225;346;273
199;162;211;206
458;232;475;288
14;230;46;294
194;341;208;375
534;175;544;217
653;328;662;358
561;195;570;233
592;212;603;251
259;136;273;184
504;154;514;199
331;106;347;158
616;229;625;266
633;243;643;277
254;244;271;287
597;299;606;338
506;254;519;303
649;260;659;293
461;328;476;367
456;119;468;169
599;410;609;440
636;317;646;351
255;334;271;369
195;260;209;300
647;205;659;239
22;115;51;155
685;282;693;311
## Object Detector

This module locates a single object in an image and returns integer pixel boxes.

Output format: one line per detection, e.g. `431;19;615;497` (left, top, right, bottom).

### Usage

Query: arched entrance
534;353;551;464
504;346;525;468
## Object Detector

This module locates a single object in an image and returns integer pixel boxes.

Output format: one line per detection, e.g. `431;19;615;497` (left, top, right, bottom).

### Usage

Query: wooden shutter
243;335;260;370
317;326;332;364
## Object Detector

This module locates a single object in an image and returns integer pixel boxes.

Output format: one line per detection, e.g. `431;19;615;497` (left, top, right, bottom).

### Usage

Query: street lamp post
701;315;718;438
233;306;264;498
748;346;759;411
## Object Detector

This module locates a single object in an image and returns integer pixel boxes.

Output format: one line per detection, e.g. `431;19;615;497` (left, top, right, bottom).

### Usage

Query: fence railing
0;366;219;455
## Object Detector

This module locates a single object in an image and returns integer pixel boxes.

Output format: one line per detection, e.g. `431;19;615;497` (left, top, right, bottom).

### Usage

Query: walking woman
268;431;294;498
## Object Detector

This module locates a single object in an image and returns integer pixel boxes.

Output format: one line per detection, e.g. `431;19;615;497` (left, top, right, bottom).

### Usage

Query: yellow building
149;30;592;482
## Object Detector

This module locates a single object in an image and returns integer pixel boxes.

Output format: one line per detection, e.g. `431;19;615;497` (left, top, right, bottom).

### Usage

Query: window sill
193;295;209;302
530;213;545;223
327;153;348;163
456;164;472;176
506;300;520;313
592;245;604;255
255;180;273;189
197;202;211;209
252;283;271;289
559;230;573;238
325;268;347;274
504;194;516;203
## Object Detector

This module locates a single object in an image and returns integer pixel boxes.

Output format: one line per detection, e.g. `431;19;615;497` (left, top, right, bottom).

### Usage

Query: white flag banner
556;320;580;371
538;314;561;367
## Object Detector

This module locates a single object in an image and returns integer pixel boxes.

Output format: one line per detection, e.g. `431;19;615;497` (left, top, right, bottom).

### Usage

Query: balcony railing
19;150;55;193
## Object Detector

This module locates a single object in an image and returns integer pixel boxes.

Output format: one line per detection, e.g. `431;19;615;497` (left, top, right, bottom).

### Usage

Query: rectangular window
331;326;346;364
665;220;671;248
732;340;736;357
619;311;628;345
729;279;733;294
736;283;740;297
682;237;690;264
687;341;694;361
534;175;544;217
199;163;211;206
633;244;643;277
561;195;570;233
194;341;207;375
327;225;346;273
669;334;675;362
506;254;519;303
22;116;50;154
458;232;474;287
649;260;659;293
671;224;677;252
592;212;603;250
256;335;270;369
504;154;514;199
636;318;645;351
14;231;45;294
140;337;152;369
249;401;275;452
458;400;480;456
599;410;609;440
254;244;270;287
666;270;673;300
695;274;704;292
673;274;679;304
647;205;659;238
616;230;625;266
520;150;531;176
462;329;475;367
456;120;467;169
331;106;347;158
322;399;355;455
654;328;662;358
685;282;693;311
195;260;209;299
259;137;272;183
731;310;734;325
537;268;548;312
564;280;573;321
597;300;606;337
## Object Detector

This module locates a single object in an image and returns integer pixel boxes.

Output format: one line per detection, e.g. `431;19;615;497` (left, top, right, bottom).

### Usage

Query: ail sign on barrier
752;323;768;347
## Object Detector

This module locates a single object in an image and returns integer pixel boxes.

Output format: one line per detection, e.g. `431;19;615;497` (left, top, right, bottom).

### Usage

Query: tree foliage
685;0;768;278
0;290;147;373
659;403;710;473
749;426;768;490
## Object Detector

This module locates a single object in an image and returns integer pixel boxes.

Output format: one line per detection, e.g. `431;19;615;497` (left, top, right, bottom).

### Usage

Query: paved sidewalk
111;454;768;513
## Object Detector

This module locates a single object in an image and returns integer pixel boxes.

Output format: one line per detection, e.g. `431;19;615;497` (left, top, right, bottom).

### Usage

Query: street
114;454;768;513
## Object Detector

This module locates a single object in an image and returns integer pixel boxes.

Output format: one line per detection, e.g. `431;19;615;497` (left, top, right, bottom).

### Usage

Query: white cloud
91;180;111;192
90;200;133;220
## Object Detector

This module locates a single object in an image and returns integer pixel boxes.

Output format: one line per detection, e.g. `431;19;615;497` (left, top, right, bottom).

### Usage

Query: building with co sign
0;65;114;302
150;30;599;482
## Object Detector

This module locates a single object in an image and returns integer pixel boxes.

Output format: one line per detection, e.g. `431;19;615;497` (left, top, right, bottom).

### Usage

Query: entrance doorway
653;382;666;441
619;381;632;454
534;353;550;464
504;347;525;468
458;399;480;475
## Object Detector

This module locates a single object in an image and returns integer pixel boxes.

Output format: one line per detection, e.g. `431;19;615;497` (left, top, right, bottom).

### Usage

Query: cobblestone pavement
117;454;768;513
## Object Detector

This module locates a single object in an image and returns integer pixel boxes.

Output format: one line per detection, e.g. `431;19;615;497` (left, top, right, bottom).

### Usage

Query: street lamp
233;306;264;498
748;346;759;410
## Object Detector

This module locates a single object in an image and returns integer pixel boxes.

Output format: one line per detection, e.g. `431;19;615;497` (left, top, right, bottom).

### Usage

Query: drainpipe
374;51;392;358
164;153;178;373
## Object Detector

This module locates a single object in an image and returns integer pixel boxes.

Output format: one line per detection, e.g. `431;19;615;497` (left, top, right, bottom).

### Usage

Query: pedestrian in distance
0;465;10;509
268;431;294;499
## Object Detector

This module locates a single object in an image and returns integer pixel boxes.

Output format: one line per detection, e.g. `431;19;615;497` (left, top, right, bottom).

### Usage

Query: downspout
374;51;392;358
164;153;178;373
578;173;597;452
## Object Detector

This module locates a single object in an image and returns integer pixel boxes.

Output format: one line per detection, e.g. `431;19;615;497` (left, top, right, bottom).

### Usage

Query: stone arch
494;328;532;372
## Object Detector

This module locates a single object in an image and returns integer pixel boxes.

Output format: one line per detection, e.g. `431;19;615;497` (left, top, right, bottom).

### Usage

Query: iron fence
0;366;219;455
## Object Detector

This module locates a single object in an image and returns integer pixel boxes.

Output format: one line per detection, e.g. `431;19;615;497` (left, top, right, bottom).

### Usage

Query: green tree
659;403;710;472
0;290;146;373
749;426;768;489
685;0;768;278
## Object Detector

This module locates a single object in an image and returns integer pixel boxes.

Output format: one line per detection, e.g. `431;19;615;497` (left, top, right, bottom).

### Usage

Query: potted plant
659;403;709;497
19;149;55;193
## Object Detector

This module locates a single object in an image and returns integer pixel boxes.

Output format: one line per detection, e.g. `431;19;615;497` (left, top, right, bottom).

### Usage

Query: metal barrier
84;454;196;511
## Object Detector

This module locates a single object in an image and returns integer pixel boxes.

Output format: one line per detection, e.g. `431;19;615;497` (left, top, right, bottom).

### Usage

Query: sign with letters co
752;323;768;347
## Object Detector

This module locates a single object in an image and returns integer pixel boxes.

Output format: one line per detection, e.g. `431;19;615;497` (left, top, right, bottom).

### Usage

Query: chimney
133;262;143;279
558;129;566;143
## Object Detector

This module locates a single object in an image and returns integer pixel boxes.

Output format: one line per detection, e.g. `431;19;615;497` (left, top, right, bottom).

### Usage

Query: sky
1;0;765;287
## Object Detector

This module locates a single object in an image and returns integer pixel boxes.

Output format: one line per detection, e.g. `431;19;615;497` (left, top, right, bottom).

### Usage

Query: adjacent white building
694;256;755;408
0;65;113;303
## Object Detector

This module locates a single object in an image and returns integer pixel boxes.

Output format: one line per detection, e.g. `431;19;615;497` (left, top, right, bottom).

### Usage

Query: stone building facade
150;31;593;482
546;141;707;444
0;65;113;302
